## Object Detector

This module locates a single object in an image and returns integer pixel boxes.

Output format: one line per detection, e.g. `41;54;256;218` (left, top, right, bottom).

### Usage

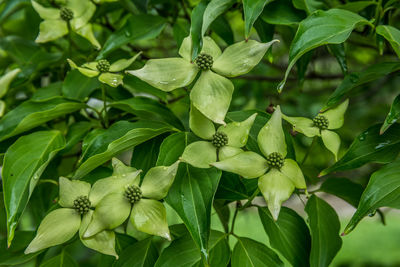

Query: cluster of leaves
1;0;400;266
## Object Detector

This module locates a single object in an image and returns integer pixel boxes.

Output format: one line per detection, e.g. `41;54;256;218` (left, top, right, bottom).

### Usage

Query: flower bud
266;152;284;169
195;53;213;70
313;115;329;130
96;59;110;73
211;131;228;148
60;7;73;21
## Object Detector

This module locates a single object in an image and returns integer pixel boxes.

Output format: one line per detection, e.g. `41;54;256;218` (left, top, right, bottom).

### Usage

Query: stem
239;188;260;211
229;202;240;234
301;136;317;165
38;179;59;186
101;84;109;128
67;22;72;57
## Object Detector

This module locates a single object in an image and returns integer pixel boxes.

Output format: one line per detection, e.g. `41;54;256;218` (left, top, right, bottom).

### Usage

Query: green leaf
131;136;163;174
337;1;377;12
99;14;166;58
110;97;184;130
292;0;326;14
305;195;342;267
165;163;221;260
62;121;93;154
320;124;400;176
278;9;369;92
190;1;207;60
115;238;158;267
201;0;235;36
243;0;270;38
376;25;400;58
260;0;306;26
123;75;168;102
0;231;39;266
215;172;258;201
62;70;101;100
344;160;400;234
190;71;234;124
0;97;85;142
0;36;62;77
0;0;30;24
74;121;173;179
40;250;78;267
127;58;198;92
324;62;400;109
231;237;283;267
319;178;363;207
2;131;65;246
155;230;230;267
210;16;234;45
380;94;400;134
258;207;311;267
327;43;348;74
157;132;199;166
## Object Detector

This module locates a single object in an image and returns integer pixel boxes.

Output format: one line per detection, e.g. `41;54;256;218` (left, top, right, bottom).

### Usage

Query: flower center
96;59;110;73
266;152;284;169
124;185;142;204
212;131;228;148
195;53;213;70
60;7;74;21
73;196;91;215
313;115;329;130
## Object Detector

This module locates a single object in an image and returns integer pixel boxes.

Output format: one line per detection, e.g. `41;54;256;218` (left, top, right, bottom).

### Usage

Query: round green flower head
195;53;213;70
124;185;142;204
212;131;228;148
73;196;91;215
266;152;284;169
313;115;329;130
60;7;74;21
96;59;110;73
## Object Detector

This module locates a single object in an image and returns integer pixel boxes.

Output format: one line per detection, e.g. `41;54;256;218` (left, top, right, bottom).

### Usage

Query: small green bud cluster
195;53;213;70
96;59;110;73
313;115;329;130
73;196;91;215
266;152;284;169
124;185;142;204
212;132;228;148
60;7;74;21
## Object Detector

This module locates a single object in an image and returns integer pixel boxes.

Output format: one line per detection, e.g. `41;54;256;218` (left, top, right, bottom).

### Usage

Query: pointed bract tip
340;232;346;236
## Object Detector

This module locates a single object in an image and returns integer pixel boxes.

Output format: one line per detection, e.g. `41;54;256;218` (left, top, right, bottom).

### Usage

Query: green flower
0;68;21;117
67;53;141;87
180;105;257;168
25;177;118;258
127;36;278;124
31;0;100;49
211;107;306;220
83;158;179;241
282;99;349;161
